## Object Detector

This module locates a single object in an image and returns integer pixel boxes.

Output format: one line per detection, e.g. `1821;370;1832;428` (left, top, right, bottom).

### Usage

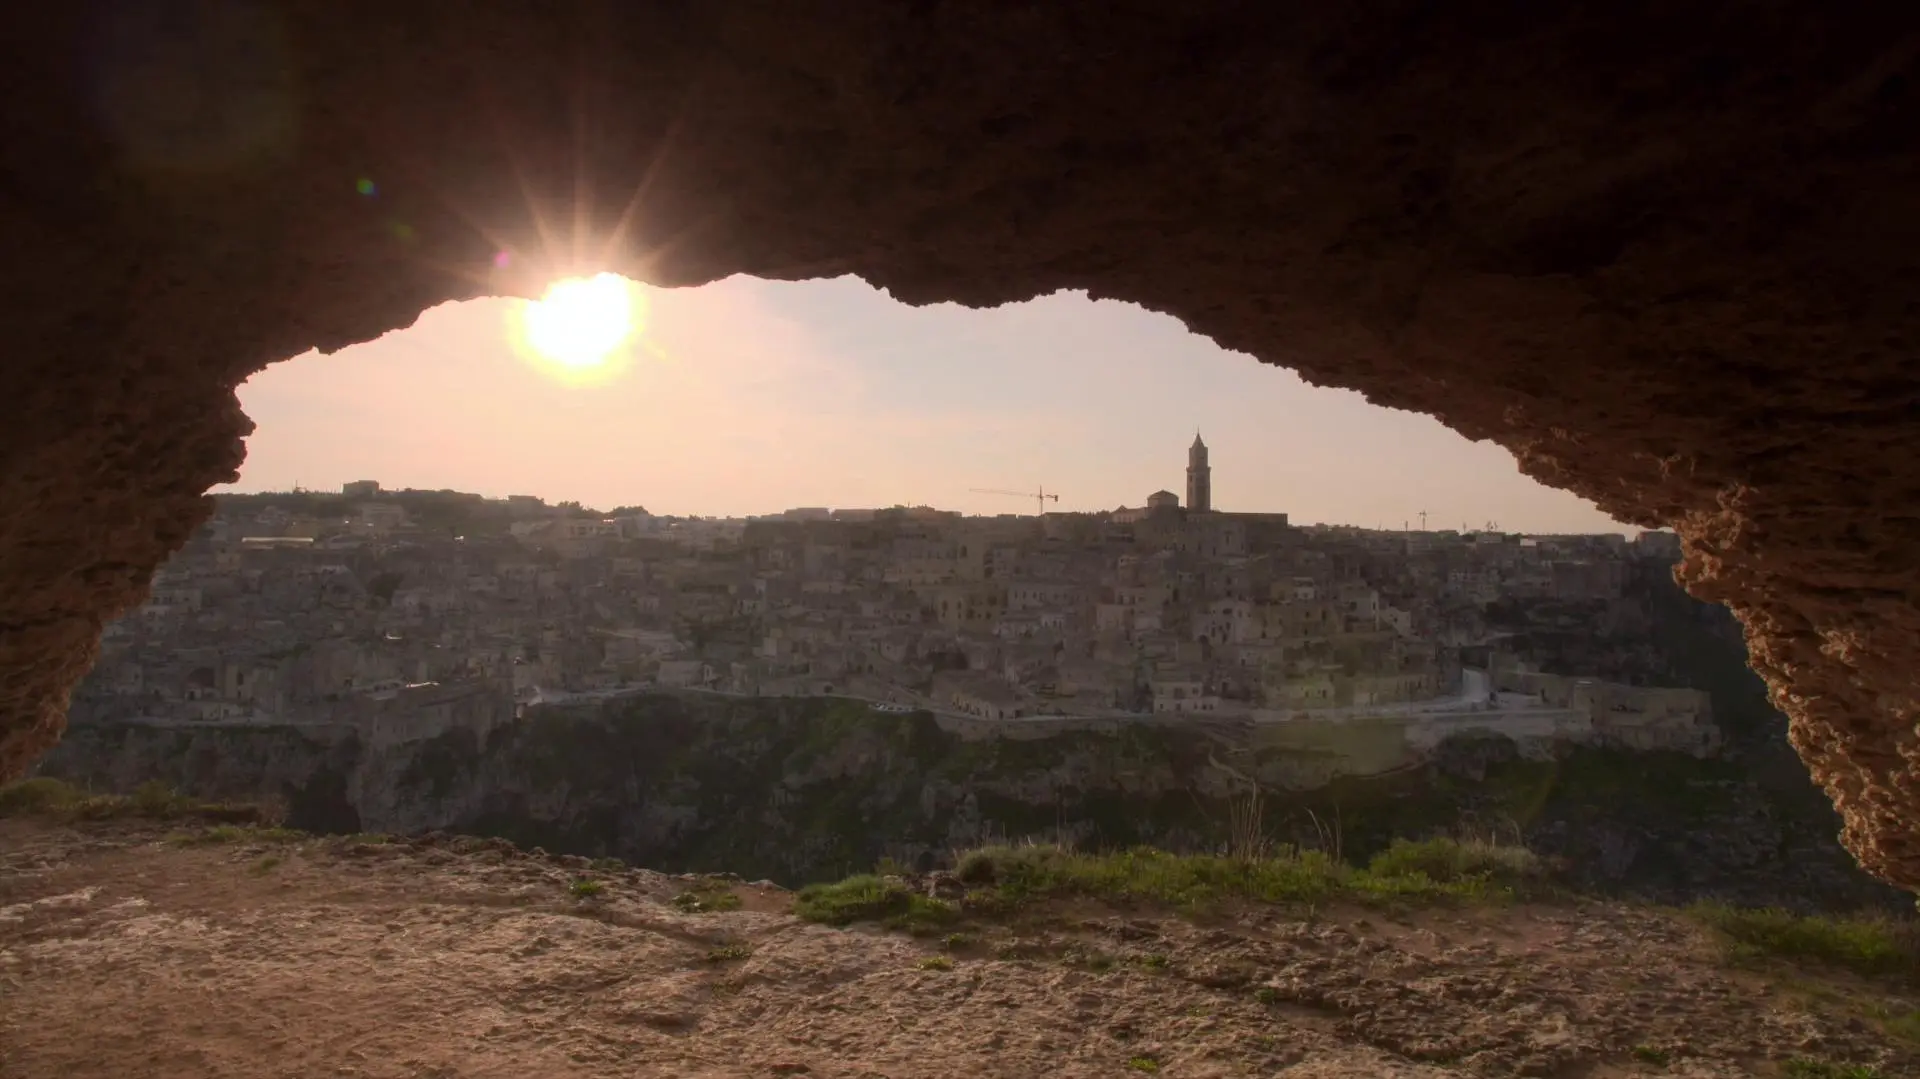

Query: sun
511;273;644;380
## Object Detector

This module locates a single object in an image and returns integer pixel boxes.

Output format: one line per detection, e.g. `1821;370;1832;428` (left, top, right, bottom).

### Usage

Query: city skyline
221;274;1631;533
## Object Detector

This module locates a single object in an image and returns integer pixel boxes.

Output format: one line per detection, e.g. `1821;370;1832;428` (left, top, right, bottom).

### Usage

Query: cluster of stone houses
72;477;1697;742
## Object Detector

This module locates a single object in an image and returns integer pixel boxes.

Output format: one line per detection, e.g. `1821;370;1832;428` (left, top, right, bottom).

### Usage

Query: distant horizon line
214;484;1654;538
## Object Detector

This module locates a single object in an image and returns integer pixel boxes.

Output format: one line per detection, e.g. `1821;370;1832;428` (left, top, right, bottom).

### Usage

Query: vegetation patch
568;877;606;899
916;955;955;971
793;874;958;932
1782;1060;1883;1079
1689;903;1920;983
671;881;743;914
705;942;753;962
0;778;267;825
167;824;304;847
1367;836;1541;885
1630;1044;1670;1066
1126;1056;1161;1073
917;837;1540;919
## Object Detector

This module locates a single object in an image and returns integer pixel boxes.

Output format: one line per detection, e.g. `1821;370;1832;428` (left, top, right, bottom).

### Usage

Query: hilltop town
74;438;1715;757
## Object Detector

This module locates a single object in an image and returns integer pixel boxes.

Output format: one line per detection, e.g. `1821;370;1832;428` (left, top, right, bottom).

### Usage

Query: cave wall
2;2;1918;891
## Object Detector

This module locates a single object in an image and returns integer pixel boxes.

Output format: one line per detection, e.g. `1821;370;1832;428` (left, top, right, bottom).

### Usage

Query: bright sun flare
520;273;639;372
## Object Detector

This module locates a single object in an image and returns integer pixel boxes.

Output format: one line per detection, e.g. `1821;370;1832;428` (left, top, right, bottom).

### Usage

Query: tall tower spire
1186;432;1211;513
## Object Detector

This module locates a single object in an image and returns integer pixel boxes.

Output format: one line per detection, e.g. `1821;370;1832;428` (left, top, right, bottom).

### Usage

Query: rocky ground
1;819;1914;1078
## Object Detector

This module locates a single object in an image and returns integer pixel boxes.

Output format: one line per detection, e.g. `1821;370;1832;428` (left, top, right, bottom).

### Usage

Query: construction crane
970;486;1060;515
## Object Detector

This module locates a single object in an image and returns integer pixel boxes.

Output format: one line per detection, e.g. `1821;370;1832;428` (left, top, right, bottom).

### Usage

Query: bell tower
1185;432;1211;513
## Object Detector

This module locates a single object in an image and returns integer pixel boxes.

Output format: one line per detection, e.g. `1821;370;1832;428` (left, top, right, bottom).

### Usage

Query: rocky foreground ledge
1;811;1916;1078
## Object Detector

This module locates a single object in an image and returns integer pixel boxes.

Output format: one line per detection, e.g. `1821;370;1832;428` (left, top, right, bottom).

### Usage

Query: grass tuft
0;777;269;825
568;877;605;899
903;838;1538;919
916;955;954;971
0;777;83;815
1630;1044;1670;1066
1367;836;1541;885
1126;1056;1160;1073
705;942;753;962
167;824;304;847
1689;902;1920;983
1782;1060;1883;1079
793;874;957;932
671;885;743;914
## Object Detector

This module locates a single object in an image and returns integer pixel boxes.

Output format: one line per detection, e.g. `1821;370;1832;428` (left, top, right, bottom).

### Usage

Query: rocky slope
34;691;1909;913
3;817;1916;1079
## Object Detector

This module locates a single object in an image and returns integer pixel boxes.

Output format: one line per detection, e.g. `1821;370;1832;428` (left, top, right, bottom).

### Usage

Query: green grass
1782;1060;1883;1079
568;877;605;899
1689;902;1920;982
793;874;959;932
705;942;753;962
0;778;266;825
671;885;743;914
916;955;954;971
167;824;304;847
1367;836;1541;884
1127;1056;1160;1073
1631;1044;1670;1066
913;838;1539;918
1871;1004;1920;1046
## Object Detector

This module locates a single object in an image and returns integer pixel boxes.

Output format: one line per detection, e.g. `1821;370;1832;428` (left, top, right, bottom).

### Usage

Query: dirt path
1;820;1911;1078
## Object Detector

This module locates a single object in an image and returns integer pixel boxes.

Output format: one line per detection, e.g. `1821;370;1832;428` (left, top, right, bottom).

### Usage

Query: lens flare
509;273;645;384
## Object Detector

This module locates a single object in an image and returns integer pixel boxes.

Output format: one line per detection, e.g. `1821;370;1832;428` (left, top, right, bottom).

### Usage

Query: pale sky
222;275;1626;533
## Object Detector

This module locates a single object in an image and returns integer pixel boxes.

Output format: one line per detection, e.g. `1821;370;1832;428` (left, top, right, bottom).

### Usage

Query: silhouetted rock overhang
2;2;1916;892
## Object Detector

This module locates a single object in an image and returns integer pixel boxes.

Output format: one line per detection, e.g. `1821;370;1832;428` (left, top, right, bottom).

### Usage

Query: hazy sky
223;275;1626;533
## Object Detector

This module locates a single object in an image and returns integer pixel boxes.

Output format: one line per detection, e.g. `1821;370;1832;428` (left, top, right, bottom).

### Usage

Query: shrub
1367;837;1540;886
916;955;954;971
569;878;605;899
794;874;956;931
0;777;269;825
955;848;1000;884
0;777;82;816
131;781;184;816
705;943;753;962
1127;1056;1160;1073
796;874;910;924
1689;903;1920;982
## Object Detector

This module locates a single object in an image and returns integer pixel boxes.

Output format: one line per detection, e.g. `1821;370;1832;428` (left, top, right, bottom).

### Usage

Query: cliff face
35;693;1907;911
